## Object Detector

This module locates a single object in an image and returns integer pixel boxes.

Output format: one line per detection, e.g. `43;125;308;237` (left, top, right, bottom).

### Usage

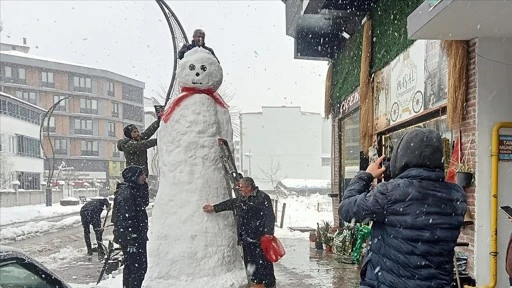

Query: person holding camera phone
339;128;467;288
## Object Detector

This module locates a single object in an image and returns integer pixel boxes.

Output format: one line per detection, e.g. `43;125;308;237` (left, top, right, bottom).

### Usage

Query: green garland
330;0;424;108
370;0;424;73
331;29;363;112
352;224;371;264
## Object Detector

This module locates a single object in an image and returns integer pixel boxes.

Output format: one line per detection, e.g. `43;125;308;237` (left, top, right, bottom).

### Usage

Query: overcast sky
0;0;329;114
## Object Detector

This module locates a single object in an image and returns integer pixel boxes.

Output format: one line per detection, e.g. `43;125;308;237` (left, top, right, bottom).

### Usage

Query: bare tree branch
258;159;282;188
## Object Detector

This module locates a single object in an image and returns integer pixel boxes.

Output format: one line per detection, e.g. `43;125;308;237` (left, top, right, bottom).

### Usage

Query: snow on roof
0;50;144;87
1;50;94;69
279;179;331;190
0;91;45;111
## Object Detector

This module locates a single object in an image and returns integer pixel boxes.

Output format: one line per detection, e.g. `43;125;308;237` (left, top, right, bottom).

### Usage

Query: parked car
0;245;72;288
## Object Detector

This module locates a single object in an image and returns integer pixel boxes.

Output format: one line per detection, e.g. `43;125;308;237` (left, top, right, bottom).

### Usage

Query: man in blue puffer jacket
340;128;467;288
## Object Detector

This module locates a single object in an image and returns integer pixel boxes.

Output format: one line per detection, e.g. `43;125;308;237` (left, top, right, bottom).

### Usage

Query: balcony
41;82;55;88
80;108;98;115
408;0;512;40
81;150;99;156
74;129;93;136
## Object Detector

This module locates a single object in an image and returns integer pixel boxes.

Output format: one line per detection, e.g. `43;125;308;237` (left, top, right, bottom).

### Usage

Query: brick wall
456;38;478;275
332;116;341;226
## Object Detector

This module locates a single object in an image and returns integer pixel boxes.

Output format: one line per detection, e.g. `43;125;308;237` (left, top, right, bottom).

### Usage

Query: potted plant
320;221;333;252
456;163;473;188
455;137;474;188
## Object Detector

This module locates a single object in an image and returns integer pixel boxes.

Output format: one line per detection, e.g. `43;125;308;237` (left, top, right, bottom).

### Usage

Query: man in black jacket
117;119;160;176
203;177;276;288
178;29;218;61
112;165;149;288
339;128;467;288
80;197;111;257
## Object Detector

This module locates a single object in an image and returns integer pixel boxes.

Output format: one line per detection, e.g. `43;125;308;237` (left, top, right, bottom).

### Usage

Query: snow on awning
279;179;331;190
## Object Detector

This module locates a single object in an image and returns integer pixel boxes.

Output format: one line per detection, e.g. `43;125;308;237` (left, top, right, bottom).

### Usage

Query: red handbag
261;235;286;263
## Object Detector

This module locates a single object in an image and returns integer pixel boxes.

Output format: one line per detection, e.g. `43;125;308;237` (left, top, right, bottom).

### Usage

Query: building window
53;139;67;155
107;81;115;96
15;91;37;105
53;95;67;111
80;98;98;114
108;122;116;137
41;71;54;88
16;135;40;158
17;172;41;190
2;66;26;84
111;102;119;118
42;116;56;132
74;118;93;135
73;75;92;93
1;99;41;124
321;157;331;166
122;85;143;103
340;110;361;191
112;142;120;158
81;140;99;156
0;99;6;114
9;136;16;153
122;103;143;122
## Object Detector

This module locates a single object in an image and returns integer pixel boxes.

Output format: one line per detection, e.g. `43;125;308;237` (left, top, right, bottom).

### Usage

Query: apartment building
0;92;45;190
0;45;145;191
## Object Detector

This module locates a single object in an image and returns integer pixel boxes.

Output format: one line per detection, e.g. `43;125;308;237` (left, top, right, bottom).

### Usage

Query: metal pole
39;96;70;206
279;203;286;229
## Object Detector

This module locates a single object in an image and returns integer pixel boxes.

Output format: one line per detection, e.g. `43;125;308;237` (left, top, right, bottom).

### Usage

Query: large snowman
144;48;246;287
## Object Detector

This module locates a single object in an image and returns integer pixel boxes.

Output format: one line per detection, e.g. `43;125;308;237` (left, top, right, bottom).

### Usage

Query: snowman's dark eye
189;64;196;71
200;65;207;72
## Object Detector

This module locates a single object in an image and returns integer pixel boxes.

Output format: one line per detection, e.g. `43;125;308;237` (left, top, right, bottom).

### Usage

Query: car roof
0;245;72;288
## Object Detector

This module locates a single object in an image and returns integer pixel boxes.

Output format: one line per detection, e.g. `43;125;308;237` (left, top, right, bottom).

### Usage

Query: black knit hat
123;124;138;139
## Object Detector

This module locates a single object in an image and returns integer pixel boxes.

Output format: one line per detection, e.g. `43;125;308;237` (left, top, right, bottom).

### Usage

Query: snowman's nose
195;72;200;77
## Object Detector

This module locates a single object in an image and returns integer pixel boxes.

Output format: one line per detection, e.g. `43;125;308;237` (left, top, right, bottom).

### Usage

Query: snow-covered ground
1;195;333;287
90;194;333;287
0;202;110;244
1;216;82;244
0;203;82;226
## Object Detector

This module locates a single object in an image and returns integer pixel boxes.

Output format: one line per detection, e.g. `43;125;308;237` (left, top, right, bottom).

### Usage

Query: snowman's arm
140;119;160;140
262;194;275;235
123;139;157;153
213;198;236;213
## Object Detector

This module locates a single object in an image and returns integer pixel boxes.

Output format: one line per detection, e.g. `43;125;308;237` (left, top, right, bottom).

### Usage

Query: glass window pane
18;68;25;79
48;72;54;82
5;66;12;78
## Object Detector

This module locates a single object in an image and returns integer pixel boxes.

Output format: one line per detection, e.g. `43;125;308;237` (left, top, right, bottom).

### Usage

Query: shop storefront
373;40;451;167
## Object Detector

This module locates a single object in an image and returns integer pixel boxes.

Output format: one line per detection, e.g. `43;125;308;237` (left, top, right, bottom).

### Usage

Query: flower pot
315;240;324;250
456;172;473;188
325;245;333;253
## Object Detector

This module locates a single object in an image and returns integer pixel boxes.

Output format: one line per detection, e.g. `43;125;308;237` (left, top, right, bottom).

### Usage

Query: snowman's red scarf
161;87;229;123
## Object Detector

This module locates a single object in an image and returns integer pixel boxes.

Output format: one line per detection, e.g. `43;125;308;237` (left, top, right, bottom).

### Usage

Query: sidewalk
275;237;360;288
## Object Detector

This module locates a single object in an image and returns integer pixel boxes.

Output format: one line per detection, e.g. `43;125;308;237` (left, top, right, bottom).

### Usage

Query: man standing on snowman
178;29;218;61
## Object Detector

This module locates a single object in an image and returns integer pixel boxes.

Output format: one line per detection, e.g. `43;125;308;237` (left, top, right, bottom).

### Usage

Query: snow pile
274;194;333;239
0;203;82;226
39;247;89;270
144;48;245;287
0;216;82;243
280;179;331;189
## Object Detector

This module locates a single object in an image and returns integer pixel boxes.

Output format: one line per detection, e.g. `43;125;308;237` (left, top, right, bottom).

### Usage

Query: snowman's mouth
192;81;203;84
